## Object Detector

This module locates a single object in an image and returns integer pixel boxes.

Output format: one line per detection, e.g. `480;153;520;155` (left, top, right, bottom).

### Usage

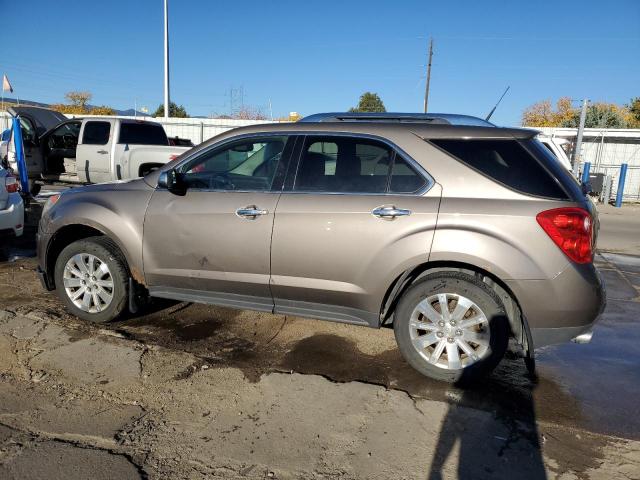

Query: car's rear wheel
394;271;509;383
54;237;128;323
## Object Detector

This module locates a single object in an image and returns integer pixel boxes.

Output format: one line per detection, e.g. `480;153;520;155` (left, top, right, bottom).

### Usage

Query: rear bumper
506;263;606;349
0;193;24;237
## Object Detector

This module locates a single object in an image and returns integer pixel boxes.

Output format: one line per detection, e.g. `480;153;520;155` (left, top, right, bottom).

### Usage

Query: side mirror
158;170;186;196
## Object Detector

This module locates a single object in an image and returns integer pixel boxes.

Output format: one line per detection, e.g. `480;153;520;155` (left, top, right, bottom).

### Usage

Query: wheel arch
380;260;530;352
44;223;136;289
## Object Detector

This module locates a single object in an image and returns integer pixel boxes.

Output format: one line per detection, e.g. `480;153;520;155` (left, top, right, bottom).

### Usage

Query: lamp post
163;0;170;120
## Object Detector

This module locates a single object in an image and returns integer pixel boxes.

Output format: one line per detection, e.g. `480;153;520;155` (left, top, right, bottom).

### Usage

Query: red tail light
536;208;593;264
5;175;19;194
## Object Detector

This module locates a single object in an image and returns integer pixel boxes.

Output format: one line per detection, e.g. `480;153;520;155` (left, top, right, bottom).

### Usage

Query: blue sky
1;0;638;125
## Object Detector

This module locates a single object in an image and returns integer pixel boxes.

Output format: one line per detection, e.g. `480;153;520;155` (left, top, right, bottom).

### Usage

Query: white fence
538;127;640;202
0;112;281;144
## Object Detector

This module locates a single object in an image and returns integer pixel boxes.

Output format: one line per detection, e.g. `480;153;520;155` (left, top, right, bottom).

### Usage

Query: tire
393;271;509;383
54;236;129;323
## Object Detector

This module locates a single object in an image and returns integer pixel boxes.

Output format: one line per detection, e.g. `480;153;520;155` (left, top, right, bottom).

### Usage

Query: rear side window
82;121;110;145
431;139;568;199
118;123;168;145
295;136;427;194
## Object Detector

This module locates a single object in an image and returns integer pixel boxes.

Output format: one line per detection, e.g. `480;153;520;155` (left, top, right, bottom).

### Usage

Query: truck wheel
54;236;128;323
393;271;509;383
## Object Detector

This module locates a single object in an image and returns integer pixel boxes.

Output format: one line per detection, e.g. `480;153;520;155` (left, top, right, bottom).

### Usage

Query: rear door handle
97;150;108;154
372;206;412;218
236;206;268;218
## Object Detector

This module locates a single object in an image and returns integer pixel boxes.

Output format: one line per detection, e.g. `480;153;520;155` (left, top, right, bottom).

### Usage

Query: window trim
171;133;296;193
82;120;112;146
286;132;433;196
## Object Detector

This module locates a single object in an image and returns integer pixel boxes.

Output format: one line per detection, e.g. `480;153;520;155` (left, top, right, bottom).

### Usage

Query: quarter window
180;136;287;191
118;123;168;145
82;121;111;145
431;139;568;199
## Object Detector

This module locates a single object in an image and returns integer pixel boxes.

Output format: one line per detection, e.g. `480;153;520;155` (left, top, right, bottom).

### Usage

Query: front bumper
507;263;606;349
0;193;24;237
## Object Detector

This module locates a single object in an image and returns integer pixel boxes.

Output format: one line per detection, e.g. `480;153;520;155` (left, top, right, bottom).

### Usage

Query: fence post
581;162;591;186
200;122;204;144
615;163;628;208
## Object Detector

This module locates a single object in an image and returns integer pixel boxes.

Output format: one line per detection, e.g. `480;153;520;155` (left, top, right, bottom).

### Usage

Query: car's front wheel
394;271;509;383
54;237;128;323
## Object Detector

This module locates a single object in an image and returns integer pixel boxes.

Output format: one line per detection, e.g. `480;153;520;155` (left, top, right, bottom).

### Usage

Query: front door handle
372;206;412;218
97;150;109;154
236;206;268;218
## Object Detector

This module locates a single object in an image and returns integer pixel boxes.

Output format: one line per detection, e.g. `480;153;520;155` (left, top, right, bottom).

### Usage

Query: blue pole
11;116;30;194
615;163;628;208
581;162;591;186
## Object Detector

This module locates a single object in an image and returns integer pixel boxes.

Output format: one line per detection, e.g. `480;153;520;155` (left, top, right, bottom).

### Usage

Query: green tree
153;101;189;118
349;92;386;113
560;103;628;129
627;97;640;128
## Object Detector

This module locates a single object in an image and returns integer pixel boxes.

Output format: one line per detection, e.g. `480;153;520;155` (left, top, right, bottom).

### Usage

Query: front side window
19;118;36;143
82;121;111;145
180;136;287;191
294;136;426;194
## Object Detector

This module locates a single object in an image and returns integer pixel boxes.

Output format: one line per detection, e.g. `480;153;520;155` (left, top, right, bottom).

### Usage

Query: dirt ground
0;201;639;479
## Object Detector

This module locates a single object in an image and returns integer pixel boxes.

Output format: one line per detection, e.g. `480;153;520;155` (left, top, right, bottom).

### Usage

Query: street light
163;0;170;120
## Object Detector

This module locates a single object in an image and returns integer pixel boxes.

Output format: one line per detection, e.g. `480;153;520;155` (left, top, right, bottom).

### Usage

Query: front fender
43;186;153;284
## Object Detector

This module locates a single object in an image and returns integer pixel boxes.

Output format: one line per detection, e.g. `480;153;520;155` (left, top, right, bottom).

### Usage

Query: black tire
393;271;509;383
54;236;129;323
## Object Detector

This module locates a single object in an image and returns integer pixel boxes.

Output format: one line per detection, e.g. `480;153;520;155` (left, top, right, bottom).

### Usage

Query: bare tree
64;91;92;109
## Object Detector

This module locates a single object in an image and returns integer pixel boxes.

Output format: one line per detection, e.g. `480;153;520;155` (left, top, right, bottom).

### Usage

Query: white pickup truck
5;106;190;194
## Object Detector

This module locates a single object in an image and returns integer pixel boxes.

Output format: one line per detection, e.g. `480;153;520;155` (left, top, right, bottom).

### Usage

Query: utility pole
572;98;589;177
423;37;434;113
163;0;170;120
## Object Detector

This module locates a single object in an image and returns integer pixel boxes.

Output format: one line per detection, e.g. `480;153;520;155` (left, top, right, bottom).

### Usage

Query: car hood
61;178;153;197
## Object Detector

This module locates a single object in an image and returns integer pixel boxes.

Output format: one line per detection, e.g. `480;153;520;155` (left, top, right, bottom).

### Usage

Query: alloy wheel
63;253;114;313
408;293;490;370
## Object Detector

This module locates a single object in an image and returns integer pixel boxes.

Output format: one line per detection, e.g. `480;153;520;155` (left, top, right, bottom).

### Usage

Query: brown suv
36;113;605;382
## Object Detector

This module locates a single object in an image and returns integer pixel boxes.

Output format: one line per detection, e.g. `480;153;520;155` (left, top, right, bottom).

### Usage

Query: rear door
270;134;441;326
76;119;115;183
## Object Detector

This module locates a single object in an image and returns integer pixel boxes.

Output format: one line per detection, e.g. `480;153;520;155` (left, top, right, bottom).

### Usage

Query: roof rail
299;112;495;127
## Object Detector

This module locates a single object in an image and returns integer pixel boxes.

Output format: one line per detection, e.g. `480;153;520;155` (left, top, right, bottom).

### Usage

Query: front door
143;134;294;311
270;134;441;326
76;119;115;183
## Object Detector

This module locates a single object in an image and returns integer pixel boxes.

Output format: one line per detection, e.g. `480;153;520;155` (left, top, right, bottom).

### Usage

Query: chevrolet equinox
36;113;605;382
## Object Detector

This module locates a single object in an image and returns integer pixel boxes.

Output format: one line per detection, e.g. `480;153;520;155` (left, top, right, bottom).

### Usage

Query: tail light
536;207;593;264
5;175;19;194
